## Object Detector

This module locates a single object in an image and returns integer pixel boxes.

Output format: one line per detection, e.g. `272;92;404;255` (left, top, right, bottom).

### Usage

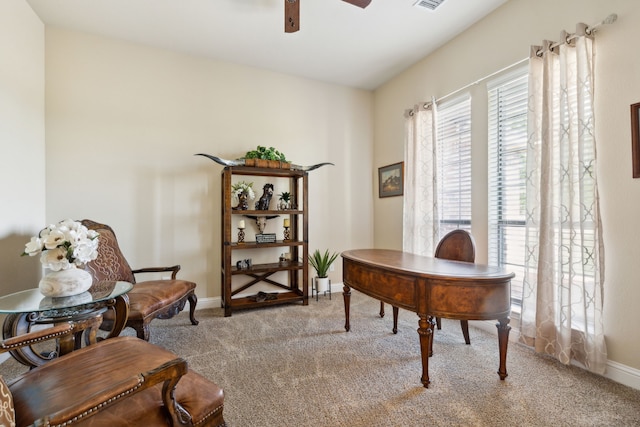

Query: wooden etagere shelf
221;166;309;317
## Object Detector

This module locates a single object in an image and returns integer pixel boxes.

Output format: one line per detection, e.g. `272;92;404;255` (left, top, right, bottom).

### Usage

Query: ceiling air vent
413;0;446;11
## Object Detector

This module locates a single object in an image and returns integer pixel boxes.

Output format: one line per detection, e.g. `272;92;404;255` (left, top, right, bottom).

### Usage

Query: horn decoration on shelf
195;154;333;172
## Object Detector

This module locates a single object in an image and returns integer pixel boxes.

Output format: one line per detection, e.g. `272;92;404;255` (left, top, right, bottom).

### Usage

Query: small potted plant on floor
309;249;339;293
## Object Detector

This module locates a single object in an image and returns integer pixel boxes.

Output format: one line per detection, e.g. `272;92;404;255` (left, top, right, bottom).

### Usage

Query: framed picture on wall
631;102;640;178
378;162;404;198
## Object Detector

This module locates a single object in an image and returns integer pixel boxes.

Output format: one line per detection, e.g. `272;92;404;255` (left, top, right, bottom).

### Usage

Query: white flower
23;219;100;270
24;237;43;256
40;247;71;271
43;229;66;250
73;240;99;264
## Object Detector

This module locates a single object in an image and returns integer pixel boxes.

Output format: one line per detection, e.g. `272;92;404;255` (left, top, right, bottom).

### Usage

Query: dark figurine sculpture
255;183;274;210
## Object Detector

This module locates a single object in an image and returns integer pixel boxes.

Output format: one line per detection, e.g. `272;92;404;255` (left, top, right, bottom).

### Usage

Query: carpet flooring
2;291;640;426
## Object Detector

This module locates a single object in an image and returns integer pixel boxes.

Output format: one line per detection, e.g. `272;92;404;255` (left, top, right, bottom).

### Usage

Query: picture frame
632;102;640;178
378;162;404;198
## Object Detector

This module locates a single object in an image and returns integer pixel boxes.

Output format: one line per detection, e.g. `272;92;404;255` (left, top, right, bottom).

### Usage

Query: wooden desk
341;249;514;388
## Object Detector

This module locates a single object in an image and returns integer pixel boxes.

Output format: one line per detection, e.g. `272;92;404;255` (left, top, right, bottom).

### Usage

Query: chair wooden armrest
5;334;225;426
1;323;74;352
34;358;191;427
1;326;192;425
132;264;182;280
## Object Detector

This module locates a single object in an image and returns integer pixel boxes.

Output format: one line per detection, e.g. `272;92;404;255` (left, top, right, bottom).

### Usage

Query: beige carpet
2;292;640;426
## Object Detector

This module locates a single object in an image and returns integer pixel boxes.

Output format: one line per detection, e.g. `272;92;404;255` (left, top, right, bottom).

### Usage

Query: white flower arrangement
22;219;100;271
231;181;255;202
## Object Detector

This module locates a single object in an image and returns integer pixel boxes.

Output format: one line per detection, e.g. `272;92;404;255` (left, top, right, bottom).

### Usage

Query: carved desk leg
417;315;436;388
343;285;351;332
392;306;399;334
496;317;511;380
427;315;436;357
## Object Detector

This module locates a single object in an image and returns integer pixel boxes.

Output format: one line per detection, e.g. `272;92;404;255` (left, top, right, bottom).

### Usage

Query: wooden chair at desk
0;323;225;426
380;229;476;344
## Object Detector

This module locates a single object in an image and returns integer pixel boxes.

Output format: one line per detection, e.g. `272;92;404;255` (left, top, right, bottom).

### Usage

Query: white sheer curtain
521;24;607;374
403;100;439;256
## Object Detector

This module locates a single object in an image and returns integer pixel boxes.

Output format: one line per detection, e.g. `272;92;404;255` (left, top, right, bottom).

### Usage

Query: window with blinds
487;69;528;309
437;95;472;236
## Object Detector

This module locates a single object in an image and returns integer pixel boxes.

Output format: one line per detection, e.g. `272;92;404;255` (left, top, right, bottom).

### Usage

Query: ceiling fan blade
342;0;372;8
285;0;300;33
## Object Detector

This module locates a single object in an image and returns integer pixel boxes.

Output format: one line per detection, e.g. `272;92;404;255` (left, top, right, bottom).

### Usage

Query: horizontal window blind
437;95;472;237
488;70;528;308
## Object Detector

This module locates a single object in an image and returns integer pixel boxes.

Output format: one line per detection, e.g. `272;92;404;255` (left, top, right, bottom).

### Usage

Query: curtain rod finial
587;13;617;34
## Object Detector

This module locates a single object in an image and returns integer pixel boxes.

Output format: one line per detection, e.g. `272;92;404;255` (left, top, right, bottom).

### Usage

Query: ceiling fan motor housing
285;0;371;34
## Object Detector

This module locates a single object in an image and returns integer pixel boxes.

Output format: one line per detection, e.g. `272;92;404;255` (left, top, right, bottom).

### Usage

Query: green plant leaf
243;145;288;162
308;249;339;278
278;191;291;201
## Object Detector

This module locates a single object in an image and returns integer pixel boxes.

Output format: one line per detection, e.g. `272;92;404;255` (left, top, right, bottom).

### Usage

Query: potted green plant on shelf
243;146;290;169
278;191;291;210
309;249;339;293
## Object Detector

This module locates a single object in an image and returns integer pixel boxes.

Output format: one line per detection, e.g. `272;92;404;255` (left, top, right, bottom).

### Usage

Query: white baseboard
470;319;640;391
196;296;220;310
601;359;640;390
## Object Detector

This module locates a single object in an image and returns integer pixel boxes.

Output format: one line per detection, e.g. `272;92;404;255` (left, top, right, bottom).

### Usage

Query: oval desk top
341;249;515;281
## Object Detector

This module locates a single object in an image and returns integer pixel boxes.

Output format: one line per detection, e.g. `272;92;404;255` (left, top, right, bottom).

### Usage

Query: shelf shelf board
223;291;305;310
231;261;304;275
231;210;302;215
227;166;306;177
231;240;304;249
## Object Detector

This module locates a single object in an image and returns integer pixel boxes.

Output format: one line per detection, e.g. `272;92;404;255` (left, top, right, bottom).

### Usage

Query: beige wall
5;0;639;385
0;0;45;294
373;0;640;373
43;27;374;300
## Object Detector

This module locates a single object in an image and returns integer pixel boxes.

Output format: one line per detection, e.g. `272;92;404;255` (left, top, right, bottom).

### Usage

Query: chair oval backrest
81;219;136;284
434;229;476;263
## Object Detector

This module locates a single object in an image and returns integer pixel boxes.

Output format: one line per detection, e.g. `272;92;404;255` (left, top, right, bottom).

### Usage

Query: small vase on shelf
234;193;250;210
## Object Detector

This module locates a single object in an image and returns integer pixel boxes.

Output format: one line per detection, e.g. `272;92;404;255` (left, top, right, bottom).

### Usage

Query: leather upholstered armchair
80;219;199;341
0;323;225;426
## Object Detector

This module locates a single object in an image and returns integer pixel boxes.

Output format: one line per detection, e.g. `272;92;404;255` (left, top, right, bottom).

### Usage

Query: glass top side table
0;281;133;367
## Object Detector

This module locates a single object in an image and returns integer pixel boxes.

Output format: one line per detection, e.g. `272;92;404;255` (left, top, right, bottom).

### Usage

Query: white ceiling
26;0;507;90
